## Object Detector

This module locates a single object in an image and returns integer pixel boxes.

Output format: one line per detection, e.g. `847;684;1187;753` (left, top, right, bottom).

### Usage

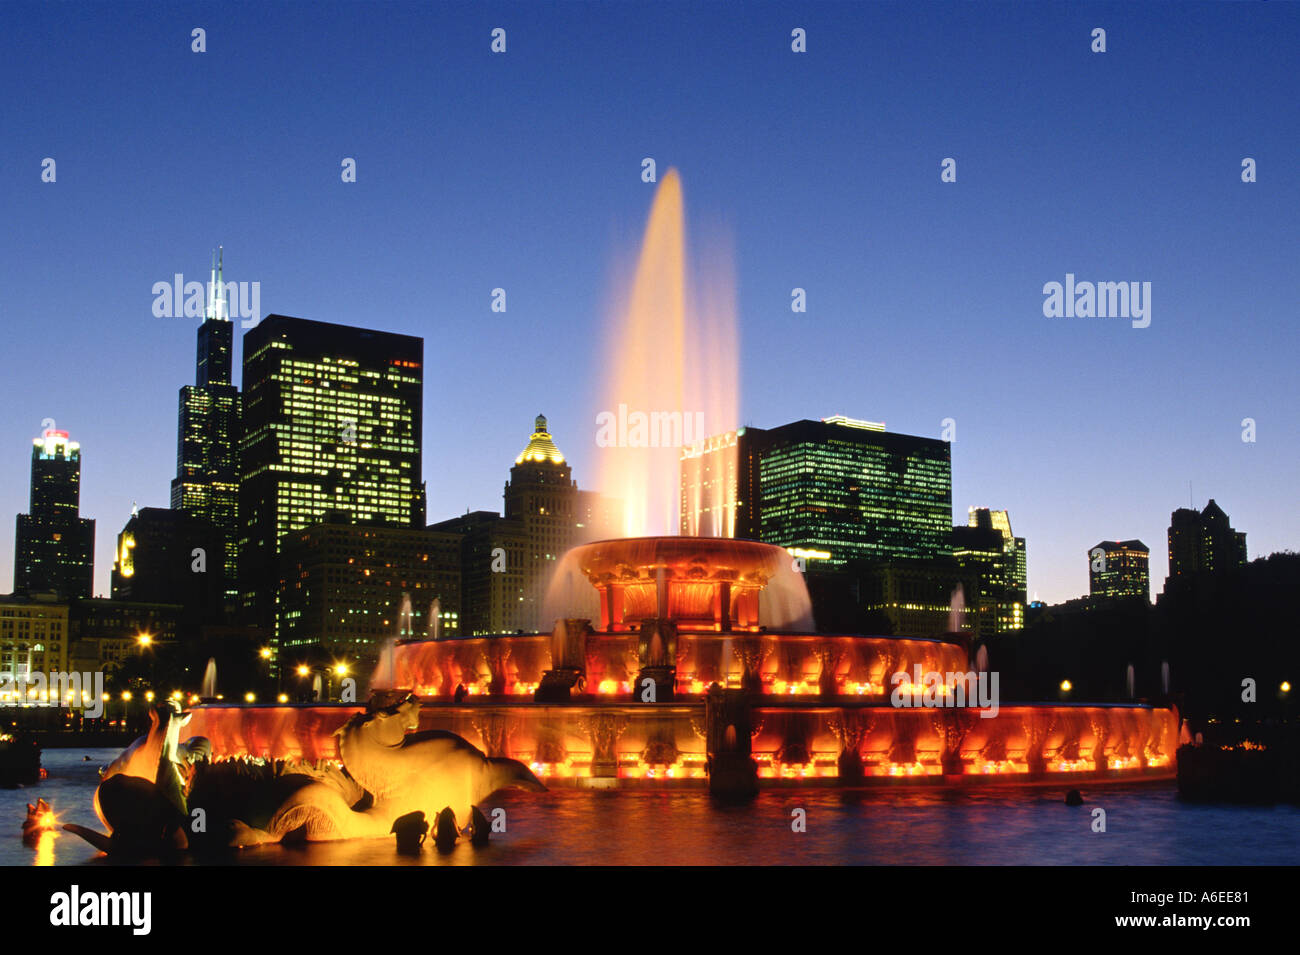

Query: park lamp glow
787;546;831;562
296;664;310;678
259;647;273;660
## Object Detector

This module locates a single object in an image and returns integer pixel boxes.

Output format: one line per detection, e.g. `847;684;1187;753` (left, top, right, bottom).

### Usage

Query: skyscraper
954;507;1028;636
431;415;619;635
1166;499;1248;587
170;249;242;603
13;429;95;598
1088;539;1150;601
680;429;747;537
504;414;580;630
239;315;424;641
111;506;223;634
692;417;952;569
430;510;530;636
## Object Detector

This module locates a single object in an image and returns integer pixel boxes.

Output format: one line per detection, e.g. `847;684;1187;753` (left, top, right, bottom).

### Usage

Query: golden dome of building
515;414;566;465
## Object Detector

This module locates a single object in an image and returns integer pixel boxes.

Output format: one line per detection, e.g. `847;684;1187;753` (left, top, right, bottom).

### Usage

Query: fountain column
706;684;758;801
634;618;678;701
536;618;592;702
717;580;732;632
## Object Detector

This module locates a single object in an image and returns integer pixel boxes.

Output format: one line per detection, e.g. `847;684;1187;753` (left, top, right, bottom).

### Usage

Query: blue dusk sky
1;1;1296;603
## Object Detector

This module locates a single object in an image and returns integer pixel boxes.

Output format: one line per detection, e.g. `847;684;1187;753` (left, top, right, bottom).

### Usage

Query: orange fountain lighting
594;169;739;538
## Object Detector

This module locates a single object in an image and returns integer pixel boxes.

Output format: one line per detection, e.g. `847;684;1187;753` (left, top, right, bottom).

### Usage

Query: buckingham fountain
178;534;1175;798
73;171;1176;852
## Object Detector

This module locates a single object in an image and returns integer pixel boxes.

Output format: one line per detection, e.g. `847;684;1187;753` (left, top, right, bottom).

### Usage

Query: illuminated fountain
173;170;1176;802
373;536;1177;789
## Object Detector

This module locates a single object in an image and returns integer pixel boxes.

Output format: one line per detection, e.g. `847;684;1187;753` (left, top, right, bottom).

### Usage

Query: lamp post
136;632;156;700
258;646;275;698
332;661;350;702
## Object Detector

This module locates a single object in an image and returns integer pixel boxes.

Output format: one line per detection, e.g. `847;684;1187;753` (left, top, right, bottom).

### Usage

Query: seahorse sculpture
69;694;544;854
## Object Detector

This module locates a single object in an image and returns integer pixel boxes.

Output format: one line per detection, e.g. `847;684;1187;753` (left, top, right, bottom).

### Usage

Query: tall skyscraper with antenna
170;248;242;607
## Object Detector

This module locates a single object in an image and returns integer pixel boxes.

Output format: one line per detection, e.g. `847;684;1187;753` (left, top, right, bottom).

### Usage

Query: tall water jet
370;593;411;691
372;638;397;692
200;658;218;701
595;169;739;538
947;583;966;634
427;598;442;641
397;592;414;639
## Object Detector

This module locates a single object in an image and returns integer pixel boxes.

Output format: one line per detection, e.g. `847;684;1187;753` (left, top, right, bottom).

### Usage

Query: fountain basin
393;630;969;699
185;536;1177;790
180;699;1175;786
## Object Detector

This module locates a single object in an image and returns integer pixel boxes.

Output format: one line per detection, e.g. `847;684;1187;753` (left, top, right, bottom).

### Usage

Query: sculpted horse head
336;695;421;797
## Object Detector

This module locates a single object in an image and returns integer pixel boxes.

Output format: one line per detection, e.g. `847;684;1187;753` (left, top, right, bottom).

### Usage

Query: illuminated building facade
747;417;951;569
1166;500;1247;588
13;430;95;599
277;520;462;659
239;315;424;643
504;415;581;631
171;250;242;603
0;594;70;686
1088;539;1150;601
680;429;747;537
682;417;952;568
953;507;1028;637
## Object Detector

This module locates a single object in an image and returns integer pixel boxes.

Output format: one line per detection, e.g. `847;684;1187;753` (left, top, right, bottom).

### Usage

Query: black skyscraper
14;429;95;598
1166;499;1248;589
171;249;242;603
239;315;424;639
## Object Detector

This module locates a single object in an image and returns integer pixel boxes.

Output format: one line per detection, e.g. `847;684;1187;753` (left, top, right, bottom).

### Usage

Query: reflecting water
5;748;1297;865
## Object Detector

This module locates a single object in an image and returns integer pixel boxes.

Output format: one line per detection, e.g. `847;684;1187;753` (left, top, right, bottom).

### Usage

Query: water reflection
5;748;1299;866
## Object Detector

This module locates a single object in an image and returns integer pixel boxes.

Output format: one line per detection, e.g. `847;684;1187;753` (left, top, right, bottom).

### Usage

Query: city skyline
3;2;1297;604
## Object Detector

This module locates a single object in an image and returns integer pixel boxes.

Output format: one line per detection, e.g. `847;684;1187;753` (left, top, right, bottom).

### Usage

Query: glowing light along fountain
180;172;1178;794
380;537;1176;787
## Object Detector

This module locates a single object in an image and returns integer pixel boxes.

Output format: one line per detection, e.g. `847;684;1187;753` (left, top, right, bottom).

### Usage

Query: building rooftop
515;414;566;465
